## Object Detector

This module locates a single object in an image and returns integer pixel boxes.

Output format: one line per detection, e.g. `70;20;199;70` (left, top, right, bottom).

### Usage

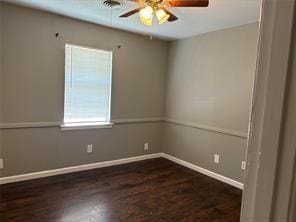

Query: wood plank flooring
0;158;242;222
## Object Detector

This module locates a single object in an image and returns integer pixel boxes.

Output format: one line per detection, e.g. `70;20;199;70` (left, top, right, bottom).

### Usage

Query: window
63;44;112;128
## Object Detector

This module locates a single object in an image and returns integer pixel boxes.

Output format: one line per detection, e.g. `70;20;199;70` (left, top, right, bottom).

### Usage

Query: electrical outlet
0;159;3;169
144;143;149;151
87;144;93;153
214;154;220;163
241;161;246;170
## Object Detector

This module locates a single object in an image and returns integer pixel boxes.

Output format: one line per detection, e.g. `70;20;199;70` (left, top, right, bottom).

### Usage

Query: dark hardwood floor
0;158;242;222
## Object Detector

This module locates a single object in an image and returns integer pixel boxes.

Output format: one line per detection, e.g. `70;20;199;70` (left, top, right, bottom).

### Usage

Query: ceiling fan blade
119;8;141;18
162;8;178;22
167;0;209;7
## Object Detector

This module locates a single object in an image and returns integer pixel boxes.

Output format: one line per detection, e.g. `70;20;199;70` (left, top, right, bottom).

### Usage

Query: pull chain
110;7;113;26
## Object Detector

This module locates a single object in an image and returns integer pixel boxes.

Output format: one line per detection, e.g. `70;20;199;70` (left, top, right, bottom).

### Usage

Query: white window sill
60;122;114;131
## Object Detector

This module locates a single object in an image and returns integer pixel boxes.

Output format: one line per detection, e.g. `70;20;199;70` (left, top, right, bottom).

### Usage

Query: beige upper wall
0;3;168;123
165;23;259;133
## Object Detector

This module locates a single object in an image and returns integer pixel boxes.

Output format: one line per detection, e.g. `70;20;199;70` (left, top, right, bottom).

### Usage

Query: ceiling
4;0;261;40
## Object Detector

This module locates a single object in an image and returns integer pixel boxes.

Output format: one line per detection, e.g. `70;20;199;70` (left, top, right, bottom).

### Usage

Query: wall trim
165;118;248;138
0;118;164;129
0;122;62;129
0;118;248;139
0;153;162;185
160;153;244;190
112;118;164;124
0;152;243;190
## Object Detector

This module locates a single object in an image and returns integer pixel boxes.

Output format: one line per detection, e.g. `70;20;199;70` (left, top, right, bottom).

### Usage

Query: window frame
61;43;113;130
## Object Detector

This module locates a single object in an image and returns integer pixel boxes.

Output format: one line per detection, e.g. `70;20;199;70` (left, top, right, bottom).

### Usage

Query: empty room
3;0;291;221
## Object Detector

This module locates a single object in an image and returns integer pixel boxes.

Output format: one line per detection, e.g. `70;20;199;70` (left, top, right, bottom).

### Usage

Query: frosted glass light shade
139;6;153;26
156;9;169;24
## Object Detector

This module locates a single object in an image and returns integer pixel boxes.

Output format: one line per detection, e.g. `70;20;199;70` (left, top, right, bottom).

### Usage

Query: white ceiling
5;0;261;40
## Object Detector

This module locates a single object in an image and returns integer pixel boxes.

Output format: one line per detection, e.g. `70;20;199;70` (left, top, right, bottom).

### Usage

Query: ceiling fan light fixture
139;6;153;26
140;16;153;26
156;9;170;24
119;0;209;26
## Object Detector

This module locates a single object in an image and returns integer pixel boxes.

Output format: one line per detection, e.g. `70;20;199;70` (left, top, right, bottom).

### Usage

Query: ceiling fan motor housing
100;0;124;9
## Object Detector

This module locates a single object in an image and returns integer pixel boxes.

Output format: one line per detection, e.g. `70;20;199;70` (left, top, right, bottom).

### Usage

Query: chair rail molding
165;118;248;138
0;118;164;129
1;118;248;140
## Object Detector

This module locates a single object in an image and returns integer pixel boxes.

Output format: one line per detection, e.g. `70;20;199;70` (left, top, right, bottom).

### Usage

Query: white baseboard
160;153;244;190
0;152;243;190
0;153;162;185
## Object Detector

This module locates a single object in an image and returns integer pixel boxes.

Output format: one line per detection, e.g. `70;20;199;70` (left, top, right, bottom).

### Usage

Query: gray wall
0;3;258;182
0;3;168;123
1;123;162;176
162;23;259;182
0;3;168;177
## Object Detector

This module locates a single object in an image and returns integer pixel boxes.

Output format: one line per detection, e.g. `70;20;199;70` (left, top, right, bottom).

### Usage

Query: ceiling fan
119;0;209;26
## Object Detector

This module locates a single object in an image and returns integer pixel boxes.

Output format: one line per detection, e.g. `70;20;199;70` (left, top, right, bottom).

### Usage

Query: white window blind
64;44;112;124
